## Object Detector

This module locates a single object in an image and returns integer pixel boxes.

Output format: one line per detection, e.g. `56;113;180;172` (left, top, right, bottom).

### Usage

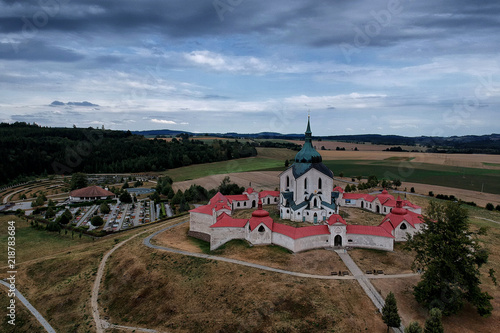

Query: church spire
294;113;322;163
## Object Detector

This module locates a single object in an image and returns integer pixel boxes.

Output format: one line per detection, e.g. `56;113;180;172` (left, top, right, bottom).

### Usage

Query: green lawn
164;157;286;182
323;160;500;195
164;149;500;195
0;215;94;263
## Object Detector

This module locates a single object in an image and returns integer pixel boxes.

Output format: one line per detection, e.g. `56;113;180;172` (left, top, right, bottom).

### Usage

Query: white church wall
346;234;394;251
246;224;272;245
271;233;296;252
189;212;216;235
210;227;246;251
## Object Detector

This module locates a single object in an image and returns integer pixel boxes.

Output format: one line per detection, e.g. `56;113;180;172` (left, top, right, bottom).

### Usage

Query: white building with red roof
188;117;424;252
338;189;421;215
69;185;115;202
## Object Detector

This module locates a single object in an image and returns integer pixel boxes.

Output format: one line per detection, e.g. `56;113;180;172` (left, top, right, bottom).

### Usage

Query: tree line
0;122;257;186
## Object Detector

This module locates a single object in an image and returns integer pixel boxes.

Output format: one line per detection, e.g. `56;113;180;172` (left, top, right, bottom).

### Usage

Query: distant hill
133;129;500;154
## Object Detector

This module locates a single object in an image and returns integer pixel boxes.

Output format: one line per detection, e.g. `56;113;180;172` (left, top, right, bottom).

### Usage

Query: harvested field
401;181;500;207
172;171;281;192
287;139;420;152
316;149;500;170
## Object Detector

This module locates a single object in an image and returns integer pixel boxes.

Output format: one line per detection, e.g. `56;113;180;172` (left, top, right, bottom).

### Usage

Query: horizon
1;1;500;136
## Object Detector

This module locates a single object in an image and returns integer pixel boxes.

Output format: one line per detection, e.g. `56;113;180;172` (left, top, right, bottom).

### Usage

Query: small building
69;185;115;202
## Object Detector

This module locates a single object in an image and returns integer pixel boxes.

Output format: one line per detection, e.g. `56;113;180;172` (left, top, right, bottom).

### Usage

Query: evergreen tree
58;209;73;224
70;173;88;190
405;321;423;333
171;190;184;205
405;201;494;316
119;191;132;203
100;203;110;214
45;206;56;219
424;308;444;333
284;159;289;167
382;292;401;331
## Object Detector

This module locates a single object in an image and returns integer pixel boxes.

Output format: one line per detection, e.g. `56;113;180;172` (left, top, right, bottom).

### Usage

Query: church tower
279;116;337;223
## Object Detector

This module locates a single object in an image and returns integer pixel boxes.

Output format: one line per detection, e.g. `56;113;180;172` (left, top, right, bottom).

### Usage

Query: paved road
0;280;56;333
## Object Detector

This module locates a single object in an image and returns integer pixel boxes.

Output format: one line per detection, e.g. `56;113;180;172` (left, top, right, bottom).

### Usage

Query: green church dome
294;116;322;163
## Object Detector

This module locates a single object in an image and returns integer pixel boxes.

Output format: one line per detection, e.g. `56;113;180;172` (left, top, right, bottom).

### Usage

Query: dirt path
91;218;185;333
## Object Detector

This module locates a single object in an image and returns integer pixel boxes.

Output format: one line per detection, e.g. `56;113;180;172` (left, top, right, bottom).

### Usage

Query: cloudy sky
1;0;499;136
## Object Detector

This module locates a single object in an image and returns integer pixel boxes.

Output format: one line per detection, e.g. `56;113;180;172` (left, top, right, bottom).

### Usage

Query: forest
0;123;257;186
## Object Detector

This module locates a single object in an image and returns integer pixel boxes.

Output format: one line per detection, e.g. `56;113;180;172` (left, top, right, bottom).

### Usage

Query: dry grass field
102;234;385;332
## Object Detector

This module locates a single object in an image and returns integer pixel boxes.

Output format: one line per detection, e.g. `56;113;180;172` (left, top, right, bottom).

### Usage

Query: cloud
151;119;178;125
50;101;99;107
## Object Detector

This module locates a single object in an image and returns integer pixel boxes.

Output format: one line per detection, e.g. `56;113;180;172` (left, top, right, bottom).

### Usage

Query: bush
486;203;494;211
428;191;434;197
496;205;500;211
46;222;61;232
91;215;104;227
410;187;415;193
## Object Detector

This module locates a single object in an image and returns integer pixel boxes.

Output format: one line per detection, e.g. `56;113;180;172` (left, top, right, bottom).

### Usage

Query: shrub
486;203;494;211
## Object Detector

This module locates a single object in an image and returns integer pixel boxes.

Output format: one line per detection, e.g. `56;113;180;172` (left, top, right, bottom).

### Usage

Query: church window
318;178;322;189
400;223;407;230
304;178;308;190
258;225;265;232
286;176;290;188
237;202;240;207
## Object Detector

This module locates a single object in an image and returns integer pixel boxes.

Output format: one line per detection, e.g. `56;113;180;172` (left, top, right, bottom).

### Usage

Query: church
188;116;424;252
279;115;338;223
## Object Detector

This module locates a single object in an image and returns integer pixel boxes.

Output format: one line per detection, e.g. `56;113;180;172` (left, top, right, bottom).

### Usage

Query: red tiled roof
342;193;367;200
333;186;344;193
249;216;273;231
189;202;231;215
70;185;114;198
211;213;248;228
376;189;394;203
343;193;375;202
379;209;424;229
327;214;346;225
346;225;394;238
209;192;228;205
273;223;330;239
245;187;254;194
258;191;280;198
226;194;249;202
